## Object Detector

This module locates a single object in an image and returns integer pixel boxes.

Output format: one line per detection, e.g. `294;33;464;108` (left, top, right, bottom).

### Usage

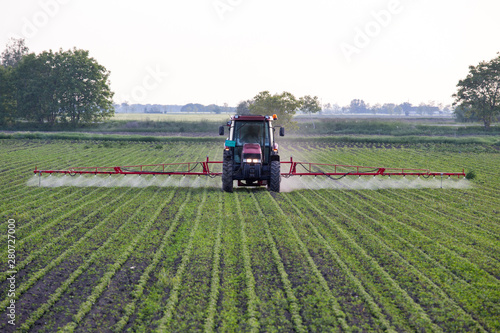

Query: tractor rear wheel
222;153;233;193
269;160;280;192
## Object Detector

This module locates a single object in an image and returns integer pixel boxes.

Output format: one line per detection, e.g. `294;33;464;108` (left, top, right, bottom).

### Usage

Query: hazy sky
2;0;499;107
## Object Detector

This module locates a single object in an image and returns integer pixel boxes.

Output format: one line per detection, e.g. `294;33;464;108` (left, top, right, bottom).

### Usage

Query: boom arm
34;157;223;177
33;156;466;178
281;157;466;178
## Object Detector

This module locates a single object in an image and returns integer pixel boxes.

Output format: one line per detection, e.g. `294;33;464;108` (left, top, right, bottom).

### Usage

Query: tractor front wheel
269;160;281;192
222;153;233;193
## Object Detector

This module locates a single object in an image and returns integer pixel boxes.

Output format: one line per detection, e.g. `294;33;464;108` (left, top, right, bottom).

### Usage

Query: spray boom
33;156;466;182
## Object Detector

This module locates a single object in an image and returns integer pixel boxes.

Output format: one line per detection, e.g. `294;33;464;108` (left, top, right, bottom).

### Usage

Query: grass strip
0;132;221;143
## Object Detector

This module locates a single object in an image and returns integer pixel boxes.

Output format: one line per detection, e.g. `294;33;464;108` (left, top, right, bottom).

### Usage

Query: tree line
180;103;235;114
323;100;444;116
0;38;114;127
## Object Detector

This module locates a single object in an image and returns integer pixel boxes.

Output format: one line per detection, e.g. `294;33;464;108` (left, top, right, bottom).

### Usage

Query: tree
323;102;332;113
0;38;28;124
12;48;114;125
453;53;500;129
300;95;321;115
13;51;58;124
1;38;29;68
0;66;16;124
121;101;130;113
371;103;382;115
236;100;251;115
300;95;321;128
399;102;412;116
206;104;221;114
55;49;114;125
393;105;403;116
349;99;367;113
382;103;396;115
453;105;479;123
249;91;303;128
417;103;426;116
181;103;203;113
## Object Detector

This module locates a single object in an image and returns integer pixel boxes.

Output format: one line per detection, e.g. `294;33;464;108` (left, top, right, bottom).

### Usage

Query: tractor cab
219;115;284;192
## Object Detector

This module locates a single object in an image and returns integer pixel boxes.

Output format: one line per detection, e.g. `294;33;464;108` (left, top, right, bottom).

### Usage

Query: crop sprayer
33;114;468;192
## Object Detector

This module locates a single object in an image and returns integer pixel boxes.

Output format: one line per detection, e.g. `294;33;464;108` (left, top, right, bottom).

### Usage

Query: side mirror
279;127;285;137
219;126;224;136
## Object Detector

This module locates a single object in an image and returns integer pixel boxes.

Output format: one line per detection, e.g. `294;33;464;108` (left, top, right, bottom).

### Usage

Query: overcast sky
2;0;499;107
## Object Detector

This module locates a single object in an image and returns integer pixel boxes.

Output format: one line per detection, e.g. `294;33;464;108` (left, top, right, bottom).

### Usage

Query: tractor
218;114;284;192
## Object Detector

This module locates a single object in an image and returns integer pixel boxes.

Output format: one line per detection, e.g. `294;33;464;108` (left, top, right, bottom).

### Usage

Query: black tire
222;155;234;193
269;160;281;192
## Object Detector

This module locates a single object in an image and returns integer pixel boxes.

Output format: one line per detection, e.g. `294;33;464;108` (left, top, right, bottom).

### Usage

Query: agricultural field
0;138;499;332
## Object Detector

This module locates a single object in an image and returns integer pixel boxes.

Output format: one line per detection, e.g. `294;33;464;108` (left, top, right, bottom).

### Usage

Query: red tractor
219;114;284;192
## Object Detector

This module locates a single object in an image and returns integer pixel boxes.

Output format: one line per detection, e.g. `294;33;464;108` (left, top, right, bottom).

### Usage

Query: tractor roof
231;115;273;121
